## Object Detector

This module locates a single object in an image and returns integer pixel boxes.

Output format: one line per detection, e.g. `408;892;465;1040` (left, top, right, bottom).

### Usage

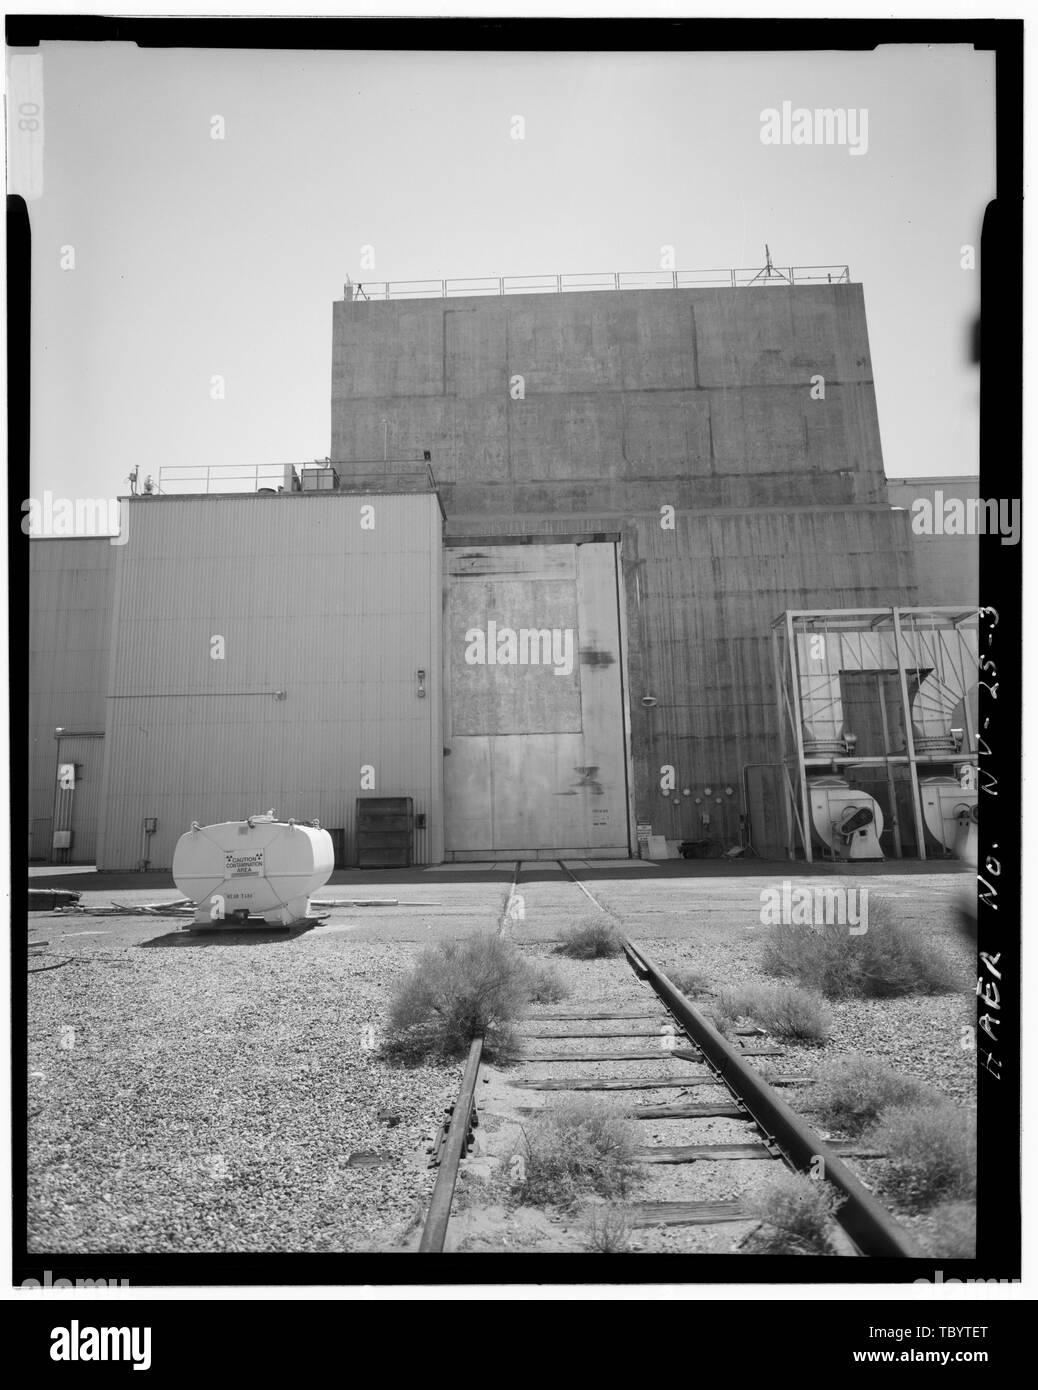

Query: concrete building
27;271;981;867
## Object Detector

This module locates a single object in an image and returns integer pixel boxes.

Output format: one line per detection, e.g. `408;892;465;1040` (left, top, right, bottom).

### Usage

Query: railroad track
419;860;921;1257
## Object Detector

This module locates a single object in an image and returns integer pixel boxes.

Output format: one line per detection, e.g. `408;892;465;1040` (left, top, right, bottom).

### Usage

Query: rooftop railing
344;265;851;302
151;463;298;495
151;460;439;497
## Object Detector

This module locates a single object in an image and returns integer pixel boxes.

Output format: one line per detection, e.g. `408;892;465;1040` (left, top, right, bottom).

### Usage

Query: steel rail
621;939;923;1258
420;864;522;1250
418;1036;484;1253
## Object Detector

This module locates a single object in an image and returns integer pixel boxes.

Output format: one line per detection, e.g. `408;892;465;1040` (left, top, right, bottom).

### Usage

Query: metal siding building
96;492;443;869
28;538;115;861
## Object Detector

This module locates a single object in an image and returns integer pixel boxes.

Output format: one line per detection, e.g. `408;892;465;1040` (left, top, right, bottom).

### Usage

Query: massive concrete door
443;540;630;859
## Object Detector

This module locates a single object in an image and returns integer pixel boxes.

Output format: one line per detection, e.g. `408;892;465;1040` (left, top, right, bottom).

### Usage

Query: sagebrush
667;965;712;997
806;1055;935;1135
717;982;831;1043
382;934;529;1063
524;959;569;1003
760;909;962;999
742;1169;845;1256
513;1098;641;1210
556;921;624;959
582;1202;632;1253
869;1102;977;1209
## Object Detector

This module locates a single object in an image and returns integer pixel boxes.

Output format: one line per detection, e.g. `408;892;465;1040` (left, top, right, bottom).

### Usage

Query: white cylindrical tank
172;817;334;927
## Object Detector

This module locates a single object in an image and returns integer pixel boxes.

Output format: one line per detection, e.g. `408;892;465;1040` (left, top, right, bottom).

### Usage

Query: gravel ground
27;918;461;1253
26;865;978;1261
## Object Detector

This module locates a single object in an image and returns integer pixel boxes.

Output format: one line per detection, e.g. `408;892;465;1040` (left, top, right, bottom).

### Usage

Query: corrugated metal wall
97;493;443;870
28;539;115;860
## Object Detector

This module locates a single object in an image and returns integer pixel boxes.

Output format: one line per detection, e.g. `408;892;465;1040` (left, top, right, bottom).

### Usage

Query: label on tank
224;851;266;878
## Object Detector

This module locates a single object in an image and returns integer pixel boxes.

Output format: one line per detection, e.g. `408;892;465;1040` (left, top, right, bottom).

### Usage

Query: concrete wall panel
506;301;625;395
445;308;508;399
622;391;712;476
332;304;444;398
507;392;625;479
709;387;807;472
693;284;874;388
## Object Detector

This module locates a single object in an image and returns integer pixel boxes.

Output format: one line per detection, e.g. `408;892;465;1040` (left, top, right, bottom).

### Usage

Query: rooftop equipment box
300;467;339;491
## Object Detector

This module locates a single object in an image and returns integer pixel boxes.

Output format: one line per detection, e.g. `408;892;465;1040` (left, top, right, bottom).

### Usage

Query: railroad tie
515;1101;748;1119
523;1028;687;1040
510;1074;817;1091
670;1044;786;1061
638;1141;887;1164
524;1049;702;1063
526;1012;670;1023
625;1200;751;1228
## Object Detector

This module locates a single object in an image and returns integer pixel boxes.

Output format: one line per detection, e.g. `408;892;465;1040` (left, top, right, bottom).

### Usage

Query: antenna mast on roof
747;244;791;285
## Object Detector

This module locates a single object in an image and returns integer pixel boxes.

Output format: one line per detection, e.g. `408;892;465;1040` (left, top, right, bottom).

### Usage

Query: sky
12;41;995;505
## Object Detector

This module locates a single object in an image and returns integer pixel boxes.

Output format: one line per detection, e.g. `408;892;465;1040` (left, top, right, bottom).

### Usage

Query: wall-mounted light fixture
640;695;658;708
417;669;426;699
273;690;287;701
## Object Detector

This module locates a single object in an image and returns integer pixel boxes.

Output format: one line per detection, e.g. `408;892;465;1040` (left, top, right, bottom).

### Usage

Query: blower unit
172;813;334;928
808;776;885;861
919;776;979;858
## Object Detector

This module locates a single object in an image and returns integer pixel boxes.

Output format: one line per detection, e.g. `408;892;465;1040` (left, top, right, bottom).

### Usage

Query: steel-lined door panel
444;541;627;855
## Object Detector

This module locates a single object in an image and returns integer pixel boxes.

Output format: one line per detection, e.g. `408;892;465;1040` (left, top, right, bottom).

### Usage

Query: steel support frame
891;606;930;861
772;606;980;864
